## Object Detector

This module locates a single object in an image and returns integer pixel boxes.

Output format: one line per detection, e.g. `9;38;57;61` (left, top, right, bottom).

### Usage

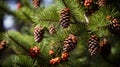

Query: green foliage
56;0;85;23
0;0;120;67
6;31;35;54
1;55;38;67
0;33;4;40
30;4;59;27
88;7;120;37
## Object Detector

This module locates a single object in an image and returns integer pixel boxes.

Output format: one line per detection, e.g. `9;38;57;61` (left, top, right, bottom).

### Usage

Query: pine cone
85;4;98;16
34;26;44;42
108;18;120;34
50;57;61;65
63;34;77;53
48;25;56;35
100;38;108;47
61;52;69;61
32;0;41;8
60;8;70;28
100;39;111;58
0;40;7;50
17;2;22;10
98;0;106;7
88;35;100;56
49;50;54;55
106;15;112;20
84;0;93;7
29;46;40;57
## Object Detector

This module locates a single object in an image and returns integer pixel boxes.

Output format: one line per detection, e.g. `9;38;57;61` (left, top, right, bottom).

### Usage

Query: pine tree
0;0;120;67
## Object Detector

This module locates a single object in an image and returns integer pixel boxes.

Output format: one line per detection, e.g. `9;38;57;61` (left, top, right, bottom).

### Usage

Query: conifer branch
22;12;35;23
0;5;16;17
0;5;33;23
8;35;48;65
8;35;29;53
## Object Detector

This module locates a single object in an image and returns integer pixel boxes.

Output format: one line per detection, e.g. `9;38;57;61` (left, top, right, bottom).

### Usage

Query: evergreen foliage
0;0;120;67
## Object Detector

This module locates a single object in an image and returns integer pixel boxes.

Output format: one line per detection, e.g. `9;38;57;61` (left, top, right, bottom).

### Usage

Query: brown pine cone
84;0;93;7
98;0;106;7
63;34;77;53
60;8;70;28
61;52;69;61
34;26;44;42
106;15;112;20
108;18;120;34
88;35;100;56
0;40;7;50
48;25;56;35
17;2;22;10
50;57;61;65
29;46;40;57
100;39;111;58
49;50;54;55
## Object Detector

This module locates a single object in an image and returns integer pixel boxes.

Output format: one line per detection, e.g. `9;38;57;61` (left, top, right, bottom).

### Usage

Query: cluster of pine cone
49;34;77;65
88;35;111;57
31;0;116;65
84;0;106;7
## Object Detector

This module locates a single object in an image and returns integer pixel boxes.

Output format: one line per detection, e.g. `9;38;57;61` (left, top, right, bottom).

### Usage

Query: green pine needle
88;7;120;37
1;55;38;67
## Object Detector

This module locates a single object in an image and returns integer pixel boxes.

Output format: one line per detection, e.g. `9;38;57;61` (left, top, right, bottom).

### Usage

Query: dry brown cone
32;0;41;8
60;7;70;28
17;2;22;10
34;26;44;42
108;18;120;34
63;34;77;53
48;25;56;35
50;57;61;65
88;35;100;56
84;0;93;7
100;38;108;47
100;39;111;58
49;49;54;55
106;15;112;20
98;0;106;7
29;46;40;58
61;52;69;61
0;40;7;50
